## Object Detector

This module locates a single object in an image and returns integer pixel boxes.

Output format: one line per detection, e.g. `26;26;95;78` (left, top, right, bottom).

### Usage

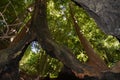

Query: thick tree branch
0;32;30;66
0;20;35;72
69;3;109;72
31;0;101;78
72;0;120;40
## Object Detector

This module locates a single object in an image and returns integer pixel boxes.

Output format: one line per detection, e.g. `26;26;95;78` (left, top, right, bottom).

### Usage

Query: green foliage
20;42;62;77
47;1;120;65
0;0;24;23
0;0;120;77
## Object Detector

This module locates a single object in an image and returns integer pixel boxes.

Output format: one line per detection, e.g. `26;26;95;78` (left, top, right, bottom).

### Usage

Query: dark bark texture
73;0;120;39
0;22;35;80
31;0;102;77
69;4;109;72
30;0;120;80
0;61;19;80
0;0;120;80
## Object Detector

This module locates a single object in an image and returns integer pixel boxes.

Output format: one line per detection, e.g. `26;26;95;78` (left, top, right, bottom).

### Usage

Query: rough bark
0;0;119;80
111;61;120;73
72;0;120;40
69;3;109;72
71;0;120;79
30;0;119;79
57;65;80;80
0;40;9;50
31;0;102;78
0;21;35;80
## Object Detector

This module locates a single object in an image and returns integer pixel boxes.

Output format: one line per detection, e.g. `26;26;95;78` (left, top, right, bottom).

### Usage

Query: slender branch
2;1;10;14
0;12;9;35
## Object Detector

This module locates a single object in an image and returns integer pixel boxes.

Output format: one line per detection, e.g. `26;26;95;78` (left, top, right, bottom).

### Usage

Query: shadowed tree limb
71;0;120;79
111;61;120;73
0;30;31;67
69;3;109;72
0;19;35;80
72;0;120;41
30;0;102;78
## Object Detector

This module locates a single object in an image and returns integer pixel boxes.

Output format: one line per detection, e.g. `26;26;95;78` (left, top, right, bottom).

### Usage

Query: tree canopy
0;0;120;80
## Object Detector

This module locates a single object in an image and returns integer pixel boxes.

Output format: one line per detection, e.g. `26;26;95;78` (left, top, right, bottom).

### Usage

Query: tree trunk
31;0;101;77
57;65;80;80
0;59;19;80
0;0;119;80
0;21;35;80
30;0;120;79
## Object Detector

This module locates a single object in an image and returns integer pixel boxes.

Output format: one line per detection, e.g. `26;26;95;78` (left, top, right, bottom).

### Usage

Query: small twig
2;2;10;14
8;22;23;27
8;0;18;17
0;35;14;39
0;12;9;35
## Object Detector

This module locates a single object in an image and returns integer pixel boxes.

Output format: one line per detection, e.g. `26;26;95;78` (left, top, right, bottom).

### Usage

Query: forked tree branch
0;20;35;73
31;0;102;78
69;3;109;72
